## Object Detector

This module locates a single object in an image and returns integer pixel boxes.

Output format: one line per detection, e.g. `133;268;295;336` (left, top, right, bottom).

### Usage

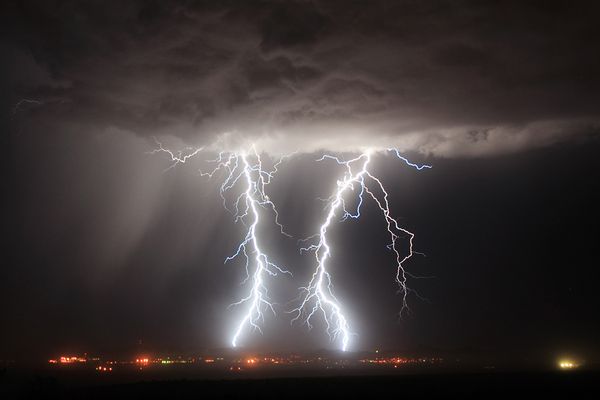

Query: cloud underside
6;0;600;156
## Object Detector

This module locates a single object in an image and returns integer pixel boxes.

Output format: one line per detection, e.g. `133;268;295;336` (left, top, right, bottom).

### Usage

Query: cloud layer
4;0;600;156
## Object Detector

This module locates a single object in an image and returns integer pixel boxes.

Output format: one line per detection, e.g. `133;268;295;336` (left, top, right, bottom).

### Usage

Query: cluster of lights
558;360;579;370
48;356;87;364
362;357;410;365
46;351;447;372
240;357;284;365
360;357;442;365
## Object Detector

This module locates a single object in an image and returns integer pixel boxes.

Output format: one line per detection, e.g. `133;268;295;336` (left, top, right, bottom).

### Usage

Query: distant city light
45;351;443;372
558;359;580;370
49;356;87;364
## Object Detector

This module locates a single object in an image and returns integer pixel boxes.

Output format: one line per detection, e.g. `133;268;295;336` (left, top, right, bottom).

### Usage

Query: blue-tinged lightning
150;138;430;351
150;140;291;348
291;150;431;351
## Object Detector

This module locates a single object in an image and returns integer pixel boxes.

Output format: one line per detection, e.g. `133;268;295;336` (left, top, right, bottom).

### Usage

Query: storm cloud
4;0;599;156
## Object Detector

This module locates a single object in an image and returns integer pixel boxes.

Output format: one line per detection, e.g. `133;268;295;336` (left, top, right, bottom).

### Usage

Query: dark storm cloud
4;0;599;155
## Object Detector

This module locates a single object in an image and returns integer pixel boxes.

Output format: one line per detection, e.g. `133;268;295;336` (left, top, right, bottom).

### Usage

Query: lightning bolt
150;139;430;351
221;150;292;348
11;98;43;115
149;140;292;348
291;149;431;351
147;137;205;171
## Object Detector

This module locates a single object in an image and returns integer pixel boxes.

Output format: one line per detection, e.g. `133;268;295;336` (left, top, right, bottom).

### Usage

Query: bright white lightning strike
149;139;291;348
225;151;292;348
150;139;430;351
291;150;431;351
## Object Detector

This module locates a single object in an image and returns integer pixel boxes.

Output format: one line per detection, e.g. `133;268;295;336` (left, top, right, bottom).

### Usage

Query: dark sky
2;0;600;363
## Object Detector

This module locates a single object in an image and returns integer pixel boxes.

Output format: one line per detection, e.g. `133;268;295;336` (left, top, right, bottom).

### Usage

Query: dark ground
2;367;599;399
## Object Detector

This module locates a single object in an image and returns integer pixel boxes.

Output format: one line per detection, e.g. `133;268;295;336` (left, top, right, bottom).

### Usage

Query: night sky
2;1;600;364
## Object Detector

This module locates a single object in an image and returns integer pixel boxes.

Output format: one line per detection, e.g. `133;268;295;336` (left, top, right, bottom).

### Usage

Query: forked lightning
150;139;430;351
291;150;430;351
150;140;291;348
